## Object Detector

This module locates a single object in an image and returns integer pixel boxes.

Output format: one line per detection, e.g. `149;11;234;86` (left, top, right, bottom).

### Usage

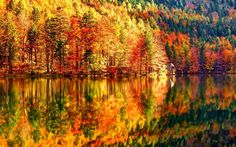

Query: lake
0;75;235;146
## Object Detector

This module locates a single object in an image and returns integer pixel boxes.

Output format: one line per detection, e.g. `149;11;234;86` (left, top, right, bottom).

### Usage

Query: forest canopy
0;0;235;75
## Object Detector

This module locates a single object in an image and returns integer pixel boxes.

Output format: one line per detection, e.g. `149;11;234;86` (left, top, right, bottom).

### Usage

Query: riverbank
0;72;167;79
0;72;141;79
0;71;235;79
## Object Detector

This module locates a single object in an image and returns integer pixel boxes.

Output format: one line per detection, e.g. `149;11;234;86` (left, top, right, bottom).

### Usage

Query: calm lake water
0;76;235;146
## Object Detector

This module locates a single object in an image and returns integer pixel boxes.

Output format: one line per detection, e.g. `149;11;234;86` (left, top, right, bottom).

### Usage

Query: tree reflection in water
0;76;235;146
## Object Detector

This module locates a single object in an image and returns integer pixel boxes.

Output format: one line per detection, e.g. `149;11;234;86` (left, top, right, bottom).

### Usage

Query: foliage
0;0;235;74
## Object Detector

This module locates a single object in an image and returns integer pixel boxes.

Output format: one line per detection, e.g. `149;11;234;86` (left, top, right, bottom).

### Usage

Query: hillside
0;0;235;75
127;0;236;73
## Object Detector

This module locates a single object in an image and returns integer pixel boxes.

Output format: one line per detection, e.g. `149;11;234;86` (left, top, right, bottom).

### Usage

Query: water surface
0;76;235;146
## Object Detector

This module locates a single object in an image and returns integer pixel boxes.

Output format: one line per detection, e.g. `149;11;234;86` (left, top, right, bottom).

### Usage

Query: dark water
0;76;235;146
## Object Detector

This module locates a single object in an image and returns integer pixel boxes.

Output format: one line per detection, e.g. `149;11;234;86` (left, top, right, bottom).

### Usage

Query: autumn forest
0;0;236;146
0;0;235;76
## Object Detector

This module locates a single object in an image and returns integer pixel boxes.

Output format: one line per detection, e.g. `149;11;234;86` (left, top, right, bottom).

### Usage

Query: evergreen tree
3;15;19;74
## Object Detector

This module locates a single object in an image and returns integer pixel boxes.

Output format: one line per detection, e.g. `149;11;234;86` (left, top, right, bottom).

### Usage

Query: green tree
27;24;38;67
3;15;18;74
27;7;40;67
80;11;97;72
54;7;69;72
45;17;57;73
45;7;69;73
165;42;172;59
144;26;154;73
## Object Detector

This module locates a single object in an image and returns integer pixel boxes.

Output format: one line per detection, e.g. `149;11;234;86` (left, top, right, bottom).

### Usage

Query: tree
2;15;18;74
130;36;146;74
165;42;172;59
27;7;40;67
45;17;57;73
189;47;200;73
69;15;81;71
199;43;205;73
27;24;38;67
55;39;66;72
144;26;155;73
80;11;97;72
205;50;216;73
0;19;6;68
94;16;118;73
54;7;69;72
44;7;69;73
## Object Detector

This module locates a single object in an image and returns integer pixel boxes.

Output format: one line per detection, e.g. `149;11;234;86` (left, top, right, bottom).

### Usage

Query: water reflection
0;76;235;146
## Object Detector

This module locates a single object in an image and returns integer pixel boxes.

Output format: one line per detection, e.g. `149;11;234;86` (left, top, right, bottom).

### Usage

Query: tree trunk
8;49;13;74
50;48;54;72
35;43;37;66
76;40;79;71
46;47;50;73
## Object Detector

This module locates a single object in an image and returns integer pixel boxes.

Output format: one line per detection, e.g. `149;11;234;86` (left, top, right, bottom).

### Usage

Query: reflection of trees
27;79;41;142
129;76;236;146
0;81;6;102
84;80;94;102
199;75;206;101
0;78;19;139
81;80;97;140
0;76;235;146
140;77;156;131
46;79;69;135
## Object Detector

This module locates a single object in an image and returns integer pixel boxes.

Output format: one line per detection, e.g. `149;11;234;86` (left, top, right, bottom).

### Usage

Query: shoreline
0;72;235;79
